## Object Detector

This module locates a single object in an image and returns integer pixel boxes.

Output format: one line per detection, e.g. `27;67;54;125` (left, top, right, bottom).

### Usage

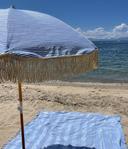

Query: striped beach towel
4;112;126;149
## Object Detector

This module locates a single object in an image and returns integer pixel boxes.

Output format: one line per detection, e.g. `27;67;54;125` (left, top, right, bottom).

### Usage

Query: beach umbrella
0;6;98;149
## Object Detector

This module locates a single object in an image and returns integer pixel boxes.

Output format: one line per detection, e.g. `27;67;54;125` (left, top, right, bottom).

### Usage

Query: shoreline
43;80;128;86
0;81;128;147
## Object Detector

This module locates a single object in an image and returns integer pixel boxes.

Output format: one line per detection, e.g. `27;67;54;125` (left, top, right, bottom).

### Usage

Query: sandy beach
0;82;128;147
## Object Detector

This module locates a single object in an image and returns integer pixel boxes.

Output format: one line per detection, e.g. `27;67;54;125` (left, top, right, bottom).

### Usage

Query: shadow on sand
44;144;95;149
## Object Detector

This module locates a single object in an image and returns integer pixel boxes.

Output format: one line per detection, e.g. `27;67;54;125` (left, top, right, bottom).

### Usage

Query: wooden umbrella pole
18;82;25;149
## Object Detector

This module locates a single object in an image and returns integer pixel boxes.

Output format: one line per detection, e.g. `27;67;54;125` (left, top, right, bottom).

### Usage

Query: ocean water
68;41;128;83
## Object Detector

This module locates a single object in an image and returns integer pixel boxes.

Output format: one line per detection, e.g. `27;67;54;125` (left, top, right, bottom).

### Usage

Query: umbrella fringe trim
0;50;98;83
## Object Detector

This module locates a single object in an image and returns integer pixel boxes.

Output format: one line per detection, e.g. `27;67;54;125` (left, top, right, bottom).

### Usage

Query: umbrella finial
10;5;16;9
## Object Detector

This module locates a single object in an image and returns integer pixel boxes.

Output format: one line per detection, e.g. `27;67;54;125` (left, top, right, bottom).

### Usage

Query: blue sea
69;40;128;83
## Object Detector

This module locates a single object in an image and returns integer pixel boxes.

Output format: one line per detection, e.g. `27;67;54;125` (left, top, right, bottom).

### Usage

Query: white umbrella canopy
0;6;98;149
0;7;98;82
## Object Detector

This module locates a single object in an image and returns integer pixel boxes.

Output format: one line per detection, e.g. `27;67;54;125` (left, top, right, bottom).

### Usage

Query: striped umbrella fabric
0;7;98;83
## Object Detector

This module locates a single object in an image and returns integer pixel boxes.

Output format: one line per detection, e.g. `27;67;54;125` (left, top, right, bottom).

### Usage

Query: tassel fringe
0;50;98;83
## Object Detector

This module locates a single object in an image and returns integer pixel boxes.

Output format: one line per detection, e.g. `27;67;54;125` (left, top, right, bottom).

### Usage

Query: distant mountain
115;37;128;41
90;37;128;42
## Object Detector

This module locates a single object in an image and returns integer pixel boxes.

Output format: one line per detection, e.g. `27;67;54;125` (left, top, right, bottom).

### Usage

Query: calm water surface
68;41;128;83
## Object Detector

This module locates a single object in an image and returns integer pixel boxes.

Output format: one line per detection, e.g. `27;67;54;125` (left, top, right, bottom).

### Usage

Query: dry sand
0;82;128;147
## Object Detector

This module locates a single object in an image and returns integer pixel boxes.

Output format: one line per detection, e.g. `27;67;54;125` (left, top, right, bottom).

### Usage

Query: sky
0;0;128;39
